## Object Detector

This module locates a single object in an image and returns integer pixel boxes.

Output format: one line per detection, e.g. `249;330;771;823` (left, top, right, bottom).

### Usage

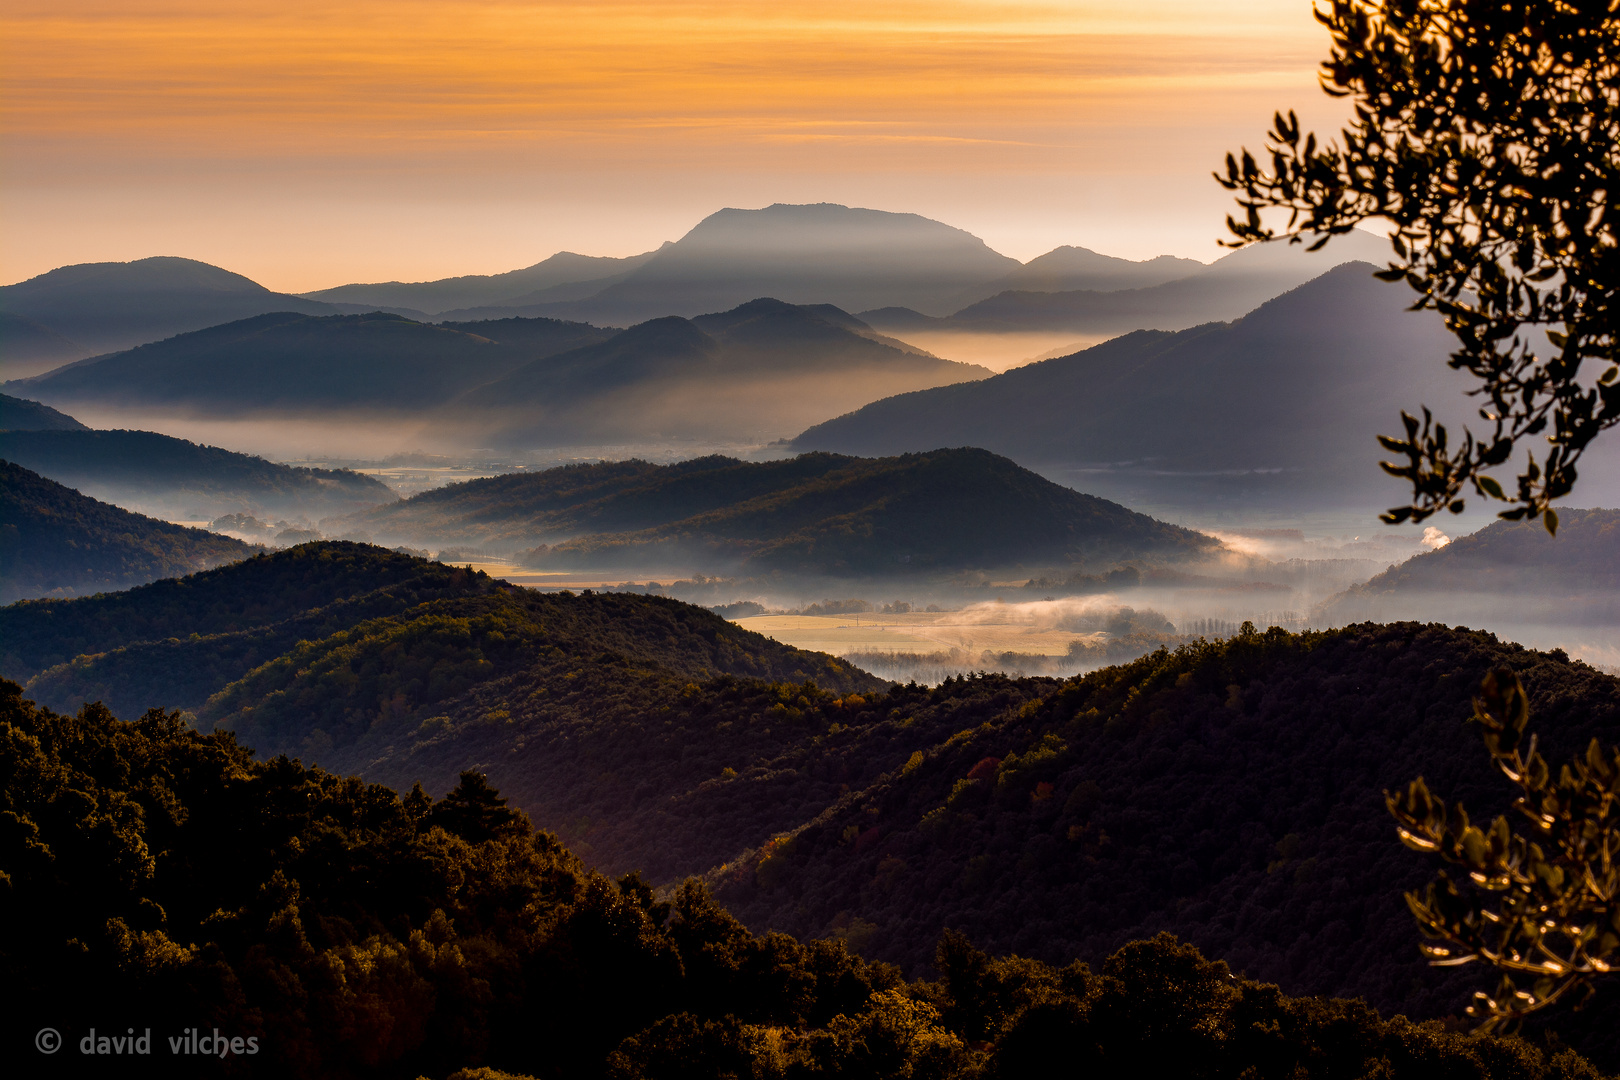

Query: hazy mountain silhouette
6;311;611;413
795;262;1468;511
0;313;86;379
0;394;88;432
338;448;1219;574
1315;508;1620;629
938;246;1208;311
859;230;1393;335
301;247;666;315
447;298;991;443
511;205;1021;325
0;428;397;521
7;299;987;445
0;460;253;603
0;257;358;359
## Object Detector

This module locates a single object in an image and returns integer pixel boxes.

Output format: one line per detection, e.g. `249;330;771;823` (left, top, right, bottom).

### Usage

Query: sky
1;0;1349;293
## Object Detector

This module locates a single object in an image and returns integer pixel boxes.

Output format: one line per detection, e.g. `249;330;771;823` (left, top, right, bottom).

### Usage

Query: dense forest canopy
0;459;253;604
2;681;1608;1079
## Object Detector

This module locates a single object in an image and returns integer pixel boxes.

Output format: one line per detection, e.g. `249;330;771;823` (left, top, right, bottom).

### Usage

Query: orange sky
0;1;1347;291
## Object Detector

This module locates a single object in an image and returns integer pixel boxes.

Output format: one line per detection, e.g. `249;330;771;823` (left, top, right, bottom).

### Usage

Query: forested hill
0;541;465;681
795;263;1465;510
0;459;253;604
8;685;1599;1080
8;534;1620;1065
339;448;1221;573
0;427;396;521
0;393;88;431
696;623;1620;1058
1316;508;1620;626
10;540;880;724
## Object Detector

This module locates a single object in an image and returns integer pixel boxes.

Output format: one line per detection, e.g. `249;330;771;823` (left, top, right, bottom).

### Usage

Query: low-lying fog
42;411;1615;682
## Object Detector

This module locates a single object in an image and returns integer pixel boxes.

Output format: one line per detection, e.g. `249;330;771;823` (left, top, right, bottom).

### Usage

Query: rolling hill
6;310;614;413
793;262;1468;512
0;313;86;380
19;545;1617;1063
0;256;411;362
300;246;664;315
6;301;986;446
858;230;1393;337
448;299;991;443
0;427;395;521
1315;508;1620;629
9;679;1597;1080
0;393;88;431
336;448;1221;573
9;541;877;727
0;460;253;603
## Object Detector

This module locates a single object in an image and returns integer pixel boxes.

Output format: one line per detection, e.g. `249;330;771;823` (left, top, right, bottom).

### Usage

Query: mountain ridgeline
796;263;1472;511
0;392;88;431
0;460;254;604
5;539;1620;1071
7;301;989;446
0;427;396;521
336;448;1221;573
8;679;1607;1080
1315;508;1620;629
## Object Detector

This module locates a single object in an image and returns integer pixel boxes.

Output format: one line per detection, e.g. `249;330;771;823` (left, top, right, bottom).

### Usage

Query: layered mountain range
332;448;1221;574
791;263;1473;511
7;541;1617;1065
7;300;990;445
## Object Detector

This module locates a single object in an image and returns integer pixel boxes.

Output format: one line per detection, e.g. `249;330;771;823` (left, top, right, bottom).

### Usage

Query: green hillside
7;683;1594;1079
0;427;396;519
8;540;874;720
344;448;1220;574
10;533;1620;1065
0;459;253;604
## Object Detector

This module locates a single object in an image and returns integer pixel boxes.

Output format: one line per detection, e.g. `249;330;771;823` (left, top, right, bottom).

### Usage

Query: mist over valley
6;198;1620;1077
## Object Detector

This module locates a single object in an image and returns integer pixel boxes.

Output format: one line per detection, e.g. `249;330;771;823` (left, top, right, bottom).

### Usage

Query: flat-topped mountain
796;262;1464;511
0;428;396;521
339;448;1221;574
521;204;1022;324
0;459;252;603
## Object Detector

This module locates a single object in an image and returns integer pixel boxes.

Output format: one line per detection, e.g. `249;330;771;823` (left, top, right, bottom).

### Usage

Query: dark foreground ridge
1;680;1607;1080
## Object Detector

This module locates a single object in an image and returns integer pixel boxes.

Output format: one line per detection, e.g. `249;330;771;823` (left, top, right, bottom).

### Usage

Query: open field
733;610;1101;658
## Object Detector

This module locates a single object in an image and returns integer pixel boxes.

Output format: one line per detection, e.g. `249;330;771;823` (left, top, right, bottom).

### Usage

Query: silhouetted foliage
1390;668;1620;1030
1222;0;1620;526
